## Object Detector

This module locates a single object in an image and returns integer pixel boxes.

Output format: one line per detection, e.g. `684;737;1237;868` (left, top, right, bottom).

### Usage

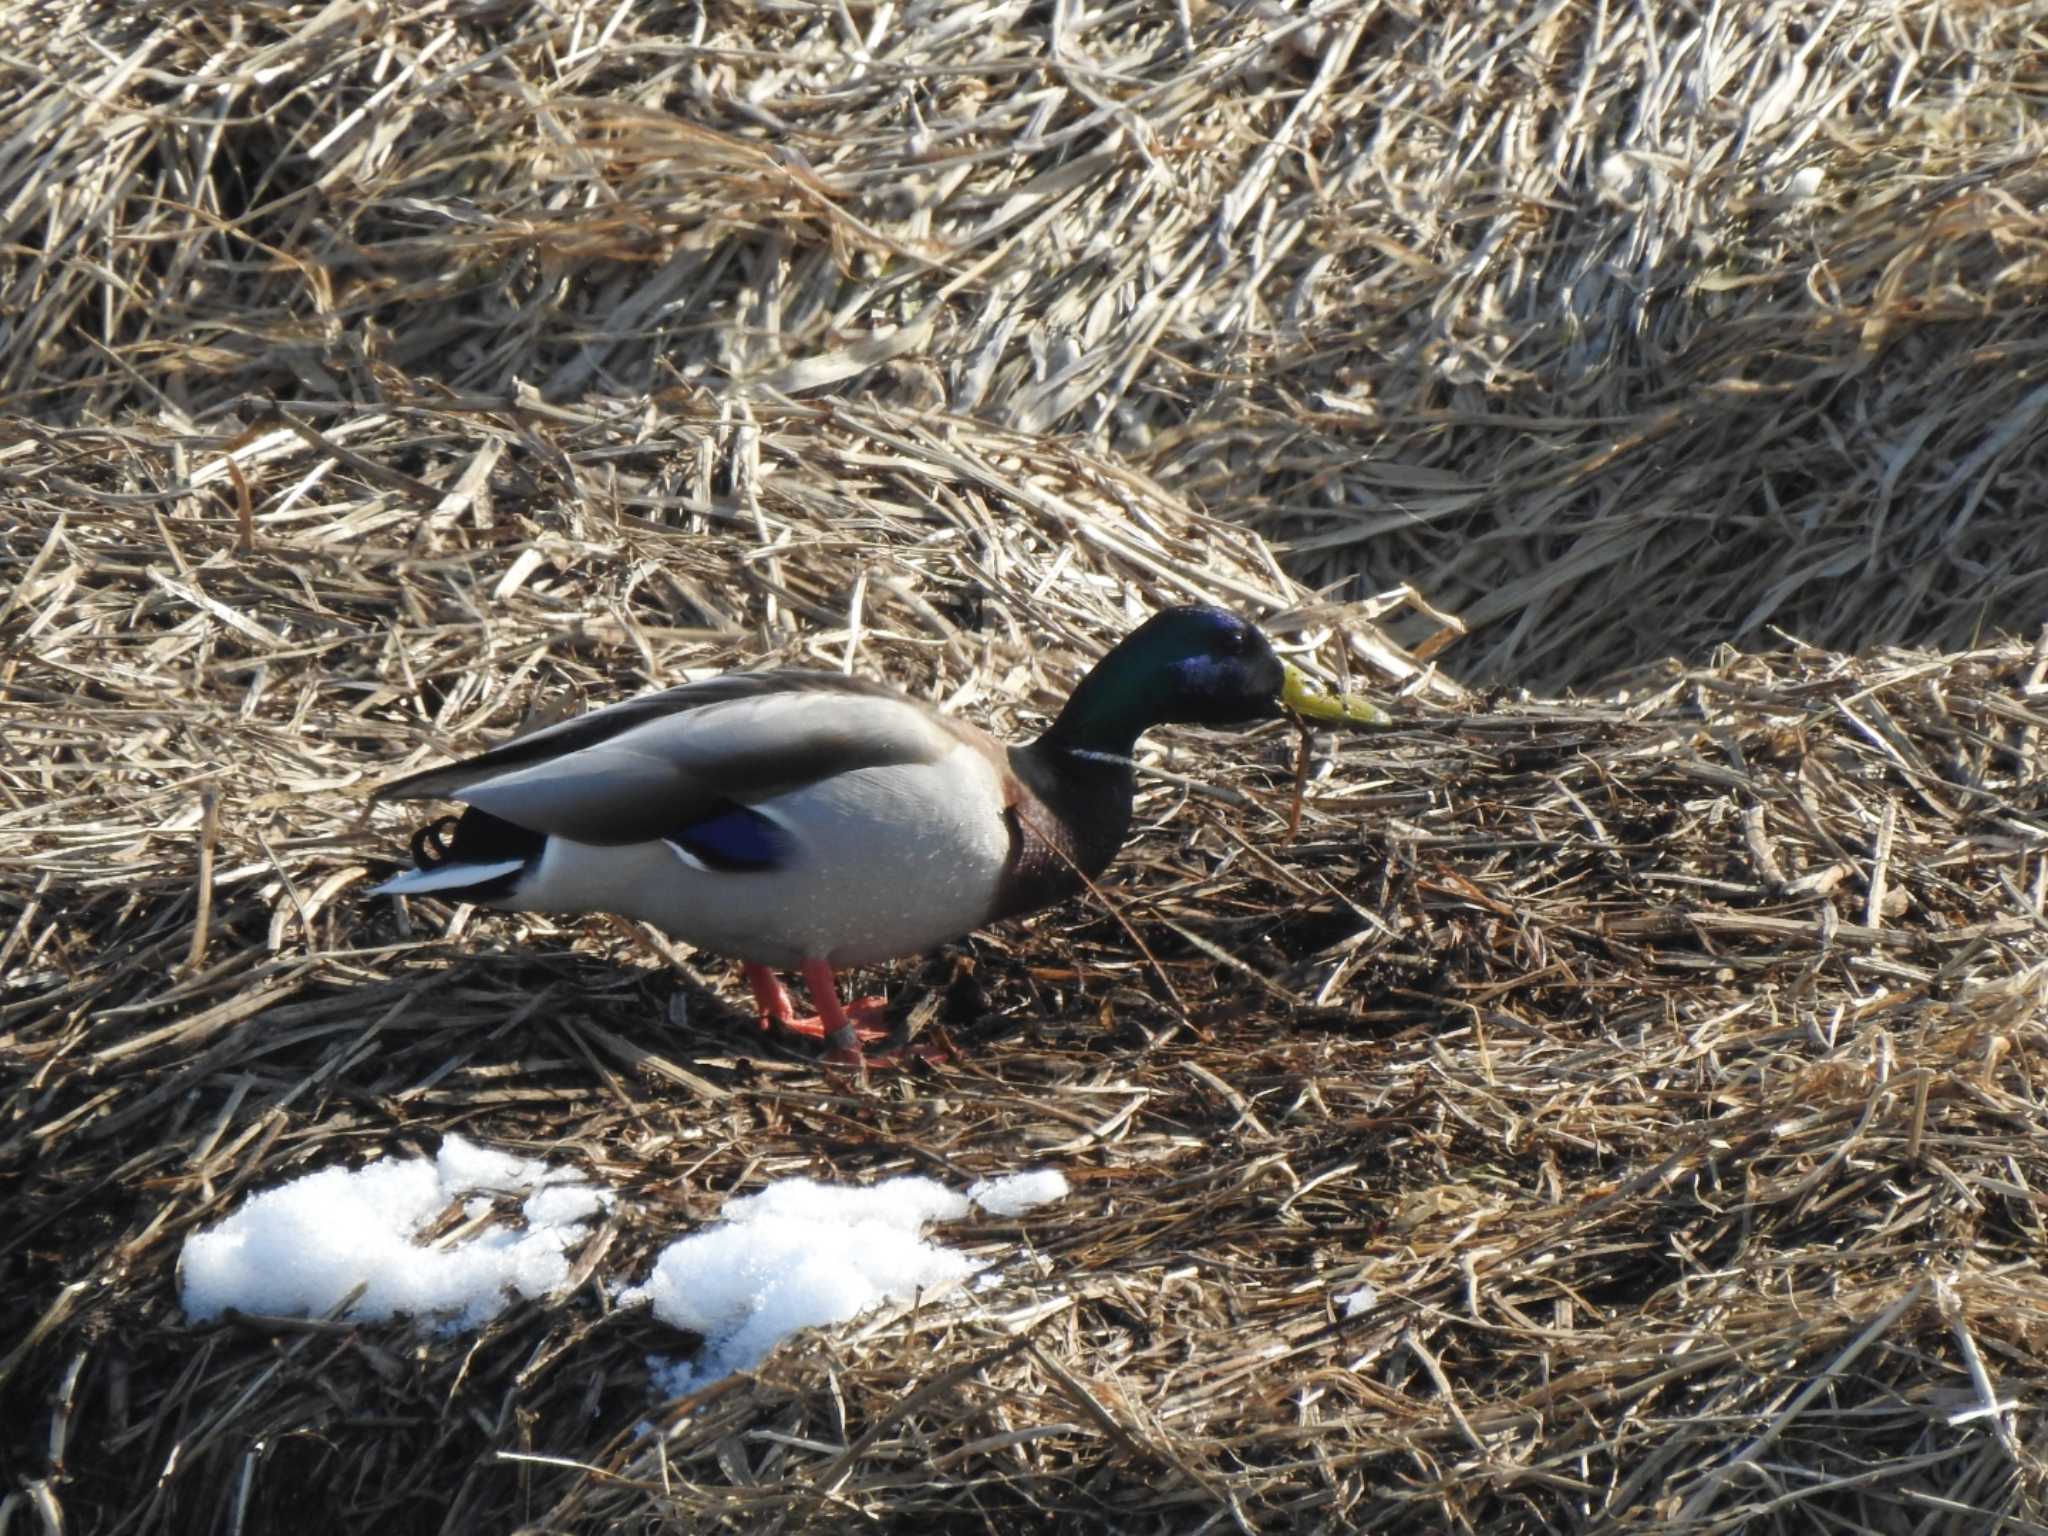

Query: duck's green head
1043;605;1382;756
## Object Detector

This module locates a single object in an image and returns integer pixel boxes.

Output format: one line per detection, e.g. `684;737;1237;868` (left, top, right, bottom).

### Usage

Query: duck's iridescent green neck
1036;652;1155;759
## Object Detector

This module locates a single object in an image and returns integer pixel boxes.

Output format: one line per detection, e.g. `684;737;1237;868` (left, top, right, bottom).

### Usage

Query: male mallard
370;605;1375;1062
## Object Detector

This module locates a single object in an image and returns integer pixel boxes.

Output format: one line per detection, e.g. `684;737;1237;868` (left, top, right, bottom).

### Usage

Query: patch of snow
179;1136;607;1330
1785;165;1825;201
1337;1283;1378;1318
525;1182;607;1227
968;1169;1071;1216
633;1169;1068;1396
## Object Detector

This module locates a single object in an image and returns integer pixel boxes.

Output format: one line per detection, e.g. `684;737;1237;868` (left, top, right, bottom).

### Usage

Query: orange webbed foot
769;996;894;1047
744;962;955;1072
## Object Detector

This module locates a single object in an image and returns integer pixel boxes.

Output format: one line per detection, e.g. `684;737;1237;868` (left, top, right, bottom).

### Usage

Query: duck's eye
1218;627;1249;656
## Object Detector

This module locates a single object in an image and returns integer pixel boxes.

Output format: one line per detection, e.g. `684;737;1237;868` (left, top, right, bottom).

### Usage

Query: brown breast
986;743;1138;924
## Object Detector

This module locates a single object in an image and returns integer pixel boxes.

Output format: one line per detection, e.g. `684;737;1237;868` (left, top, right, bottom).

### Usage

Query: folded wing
373;671;960;846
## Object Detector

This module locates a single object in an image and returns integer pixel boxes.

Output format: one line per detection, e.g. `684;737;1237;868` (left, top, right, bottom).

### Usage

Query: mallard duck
370;605;1377;1062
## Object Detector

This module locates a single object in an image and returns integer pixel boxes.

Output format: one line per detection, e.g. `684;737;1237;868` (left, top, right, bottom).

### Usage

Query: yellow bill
1282;662;1390;727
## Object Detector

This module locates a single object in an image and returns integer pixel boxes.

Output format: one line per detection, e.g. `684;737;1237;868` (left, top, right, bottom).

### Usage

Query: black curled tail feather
410;815;465;868
417;807;546;867
398;806;546;903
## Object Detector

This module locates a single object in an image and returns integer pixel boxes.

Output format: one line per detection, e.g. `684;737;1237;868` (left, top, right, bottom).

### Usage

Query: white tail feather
368;858;527;898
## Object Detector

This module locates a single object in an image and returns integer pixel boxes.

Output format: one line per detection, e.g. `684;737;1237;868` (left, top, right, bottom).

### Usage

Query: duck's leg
742;960;891;1053
742;963;799;1028
740;961;947;1066
804;961;961;1068
800;958;893;1059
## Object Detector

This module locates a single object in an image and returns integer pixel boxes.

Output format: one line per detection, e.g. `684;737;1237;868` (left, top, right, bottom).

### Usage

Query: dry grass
5;0;2046;683
6;403;2048;1533
8;2;2048;1533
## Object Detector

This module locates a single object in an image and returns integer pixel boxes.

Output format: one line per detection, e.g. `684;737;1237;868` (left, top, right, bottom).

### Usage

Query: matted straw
5;397;2048;1531
4;1;2045;684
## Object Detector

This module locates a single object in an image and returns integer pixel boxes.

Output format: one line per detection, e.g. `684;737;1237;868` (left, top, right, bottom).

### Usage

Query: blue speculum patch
666;803;790;872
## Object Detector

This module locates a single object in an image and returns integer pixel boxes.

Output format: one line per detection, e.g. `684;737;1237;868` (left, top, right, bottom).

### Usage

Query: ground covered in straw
7;404;2048;1532
6;0;2046;684
7;1;2048;1533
